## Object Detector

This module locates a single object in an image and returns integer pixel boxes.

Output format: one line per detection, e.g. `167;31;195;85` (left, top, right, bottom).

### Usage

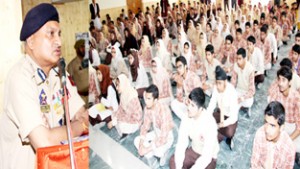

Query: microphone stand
60;58;77;169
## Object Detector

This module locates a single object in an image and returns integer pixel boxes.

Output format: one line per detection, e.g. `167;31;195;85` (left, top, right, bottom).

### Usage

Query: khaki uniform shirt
0;55;84;169
67;56;89;104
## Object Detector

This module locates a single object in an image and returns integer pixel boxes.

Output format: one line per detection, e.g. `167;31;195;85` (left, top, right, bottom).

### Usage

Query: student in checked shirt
251;101;295;169
169;87;219;169
231;48;255;117
201;44;221;97
171;56;201;120
218;35;237;77
107;74;142;138
267;66;300;153
246;35;265;89
134;84;174;166
207;66;239;150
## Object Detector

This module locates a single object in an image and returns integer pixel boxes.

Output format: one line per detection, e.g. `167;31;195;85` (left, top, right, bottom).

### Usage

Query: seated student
205;22;213;43
288;33;300;69
269;16;283;49
128;49;150;97
218;35;237;76
89;65;101;105
230;20;240;40
280;11;292;45
264;24;278;66
246;36;265;88
89;65;119;126
251;101;296;169
281;58;300;93
181;41;196;71
171;56;201;120
107;74;143;138
257;25;272;76
252;20;260;41
259;13;269;27
109;45;129;79
169;87;219;169
98;32;110;62
134;84;174;166
232;28;247;50
138;35;153;70
242;22;253;39
231;48;255;116
162;28;173;54
155;39;173;73
150;57;173;106
268;67;300;152
210;28;223;55
172;31;188;58
207;66;239;149
290;44;300;76
123;28;139;56
202;44;221;96
269;58;300;94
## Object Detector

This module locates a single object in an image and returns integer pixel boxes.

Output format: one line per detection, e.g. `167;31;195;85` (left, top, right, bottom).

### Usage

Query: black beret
20;3;59;41
215;66;227;81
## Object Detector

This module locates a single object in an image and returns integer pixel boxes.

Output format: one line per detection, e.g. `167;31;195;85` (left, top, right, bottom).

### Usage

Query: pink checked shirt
268;85;300;130
113;97;142;125
140;102;174;147
175;70;202;101
251;126;295;169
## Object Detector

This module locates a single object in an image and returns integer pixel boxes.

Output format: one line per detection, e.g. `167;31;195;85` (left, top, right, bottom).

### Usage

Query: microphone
59;58;66;86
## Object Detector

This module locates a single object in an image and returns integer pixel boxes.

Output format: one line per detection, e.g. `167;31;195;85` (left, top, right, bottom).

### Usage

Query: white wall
92;0;127;9
96;0;178;10
0;0;23;113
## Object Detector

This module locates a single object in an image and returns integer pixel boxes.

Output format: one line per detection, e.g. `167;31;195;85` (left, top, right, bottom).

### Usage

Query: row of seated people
88;47;300;168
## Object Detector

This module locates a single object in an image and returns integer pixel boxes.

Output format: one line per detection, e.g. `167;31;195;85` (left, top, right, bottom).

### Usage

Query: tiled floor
89;34;300;169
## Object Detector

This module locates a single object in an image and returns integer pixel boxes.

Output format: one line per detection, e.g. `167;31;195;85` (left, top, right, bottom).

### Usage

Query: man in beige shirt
0;3;88;169
67;39;89;105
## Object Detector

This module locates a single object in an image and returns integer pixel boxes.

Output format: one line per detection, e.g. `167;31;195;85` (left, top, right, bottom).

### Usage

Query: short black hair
245;22;251;27
260;25;268;33
277;66;293;81
175;56;187;66
206;22;212;29
237;48;246;58
225;35;234;43
260;12;266;19
281;11;287;17
236;28;243;34
262;24;269;29
234;20;240;25
295;33;300;39
247;35;256;44
264;101;285;126
272;16;278;21
188;87;206;108
89;25;95;32
280;58;293;69
292;44;300;54
205;44;214;54
145;84;159;99
253;20;259;25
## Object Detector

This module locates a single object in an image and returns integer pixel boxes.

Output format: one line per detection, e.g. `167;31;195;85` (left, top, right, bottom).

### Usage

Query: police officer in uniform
67;39;89;106
0;3;88;169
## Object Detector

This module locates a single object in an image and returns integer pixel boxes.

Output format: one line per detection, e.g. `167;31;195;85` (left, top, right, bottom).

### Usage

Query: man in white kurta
169;88;219;169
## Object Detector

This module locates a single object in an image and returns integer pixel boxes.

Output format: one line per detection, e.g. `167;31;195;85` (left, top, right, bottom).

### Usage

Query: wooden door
127;0;142;14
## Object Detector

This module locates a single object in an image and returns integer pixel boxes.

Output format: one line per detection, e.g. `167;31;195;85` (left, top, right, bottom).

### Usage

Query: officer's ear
26;35;35;50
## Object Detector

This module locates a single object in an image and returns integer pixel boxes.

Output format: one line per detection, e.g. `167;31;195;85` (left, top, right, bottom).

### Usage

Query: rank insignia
39;89;50;113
